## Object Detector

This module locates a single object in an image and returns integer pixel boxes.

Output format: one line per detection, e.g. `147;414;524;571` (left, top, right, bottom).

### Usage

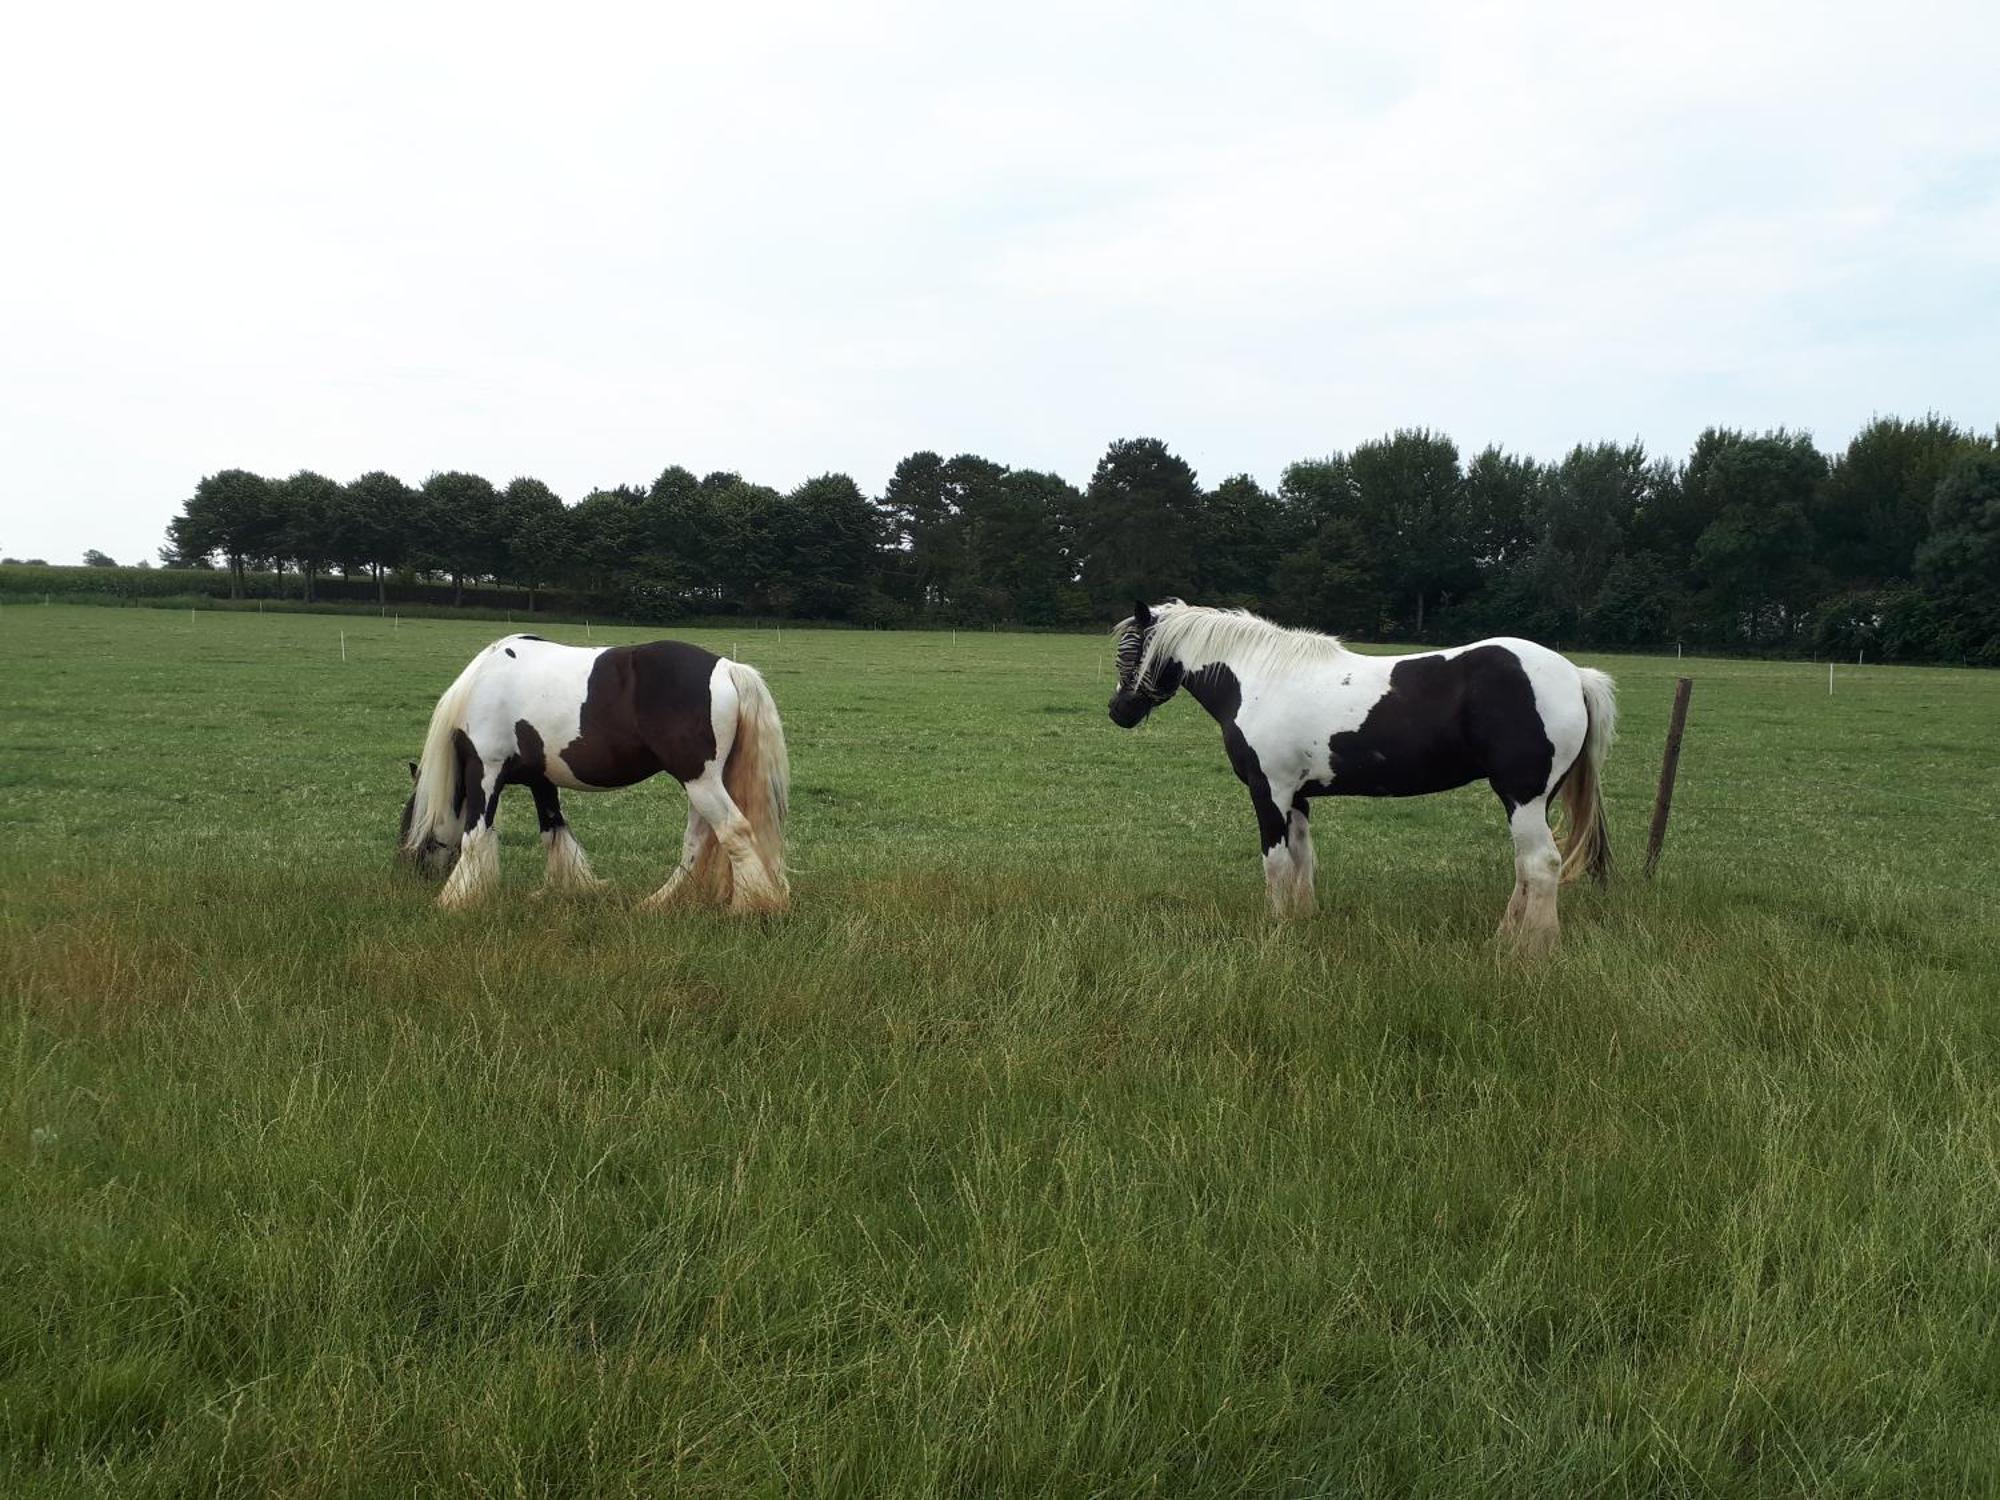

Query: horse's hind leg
639;804;716;910
682;770;785;915
1501;795;1562;955
531;778;605;893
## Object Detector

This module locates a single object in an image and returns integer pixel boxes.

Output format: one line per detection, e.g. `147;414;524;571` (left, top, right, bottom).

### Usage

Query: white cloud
1;0;1996;562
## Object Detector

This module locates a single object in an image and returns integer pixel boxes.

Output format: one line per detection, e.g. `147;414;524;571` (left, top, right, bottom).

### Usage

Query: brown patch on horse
558;642;720;788
506;718;548;783
450;728;482;821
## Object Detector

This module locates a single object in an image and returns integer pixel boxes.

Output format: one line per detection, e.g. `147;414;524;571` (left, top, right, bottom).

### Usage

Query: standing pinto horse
400;635;789;912
1108;602;1615;952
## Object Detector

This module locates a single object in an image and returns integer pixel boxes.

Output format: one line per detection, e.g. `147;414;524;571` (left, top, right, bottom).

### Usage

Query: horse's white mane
1140;604;1346;681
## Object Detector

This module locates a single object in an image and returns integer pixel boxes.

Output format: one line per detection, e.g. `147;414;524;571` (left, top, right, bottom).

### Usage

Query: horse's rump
692;661;789;905
1557;667;1616;884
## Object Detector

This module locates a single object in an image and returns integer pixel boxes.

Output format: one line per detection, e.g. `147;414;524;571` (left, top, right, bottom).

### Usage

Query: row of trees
161;417;2000;662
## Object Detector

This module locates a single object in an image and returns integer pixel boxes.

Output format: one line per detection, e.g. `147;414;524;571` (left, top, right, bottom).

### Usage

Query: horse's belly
551;737;660;790
1313;713;1487;798
1315;757;1484;798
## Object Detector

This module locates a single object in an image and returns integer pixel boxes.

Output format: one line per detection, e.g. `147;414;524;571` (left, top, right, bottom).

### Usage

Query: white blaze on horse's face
1104;602;1618;954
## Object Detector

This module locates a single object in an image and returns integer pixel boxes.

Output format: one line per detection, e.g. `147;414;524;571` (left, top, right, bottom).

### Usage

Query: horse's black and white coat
400;634;789;912
1109;602;1616;951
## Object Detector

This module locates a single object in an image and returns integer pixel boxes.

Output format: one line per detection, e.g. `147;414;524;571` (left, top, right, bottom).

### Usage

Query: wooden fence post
1644;677;1694;879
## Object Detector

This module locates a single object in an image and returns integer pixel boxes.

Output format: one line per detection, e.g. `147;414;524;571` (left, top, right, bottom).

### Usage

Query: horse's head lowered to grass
398;759;460;879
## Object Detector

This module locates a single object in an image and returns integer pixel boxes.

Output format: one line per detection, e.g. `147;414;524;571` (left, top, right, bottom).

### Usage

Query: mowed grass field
3;604;1998;1498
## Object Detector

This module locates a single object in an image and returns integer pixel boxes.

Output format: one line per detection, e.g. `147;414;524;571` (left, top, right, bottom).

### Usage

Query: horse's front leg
438;758;507;909
1285;800;1317;916
530;778;606;894
1248;780;1303;918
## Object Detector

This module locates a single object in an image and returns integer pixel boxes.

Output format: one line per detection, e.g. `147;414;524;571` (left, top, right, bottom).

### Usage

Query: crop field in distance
3;603;1998;1497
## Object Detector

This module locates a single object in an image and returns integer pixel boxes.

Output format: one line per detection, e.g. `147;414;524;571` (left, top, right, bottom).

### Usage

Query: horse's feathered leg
1285;801;1317;915
684;770;785;915
438;755;506;909
529;777;605;893
1248;779;1304;918
638;805;715;910
1501;795;1562;954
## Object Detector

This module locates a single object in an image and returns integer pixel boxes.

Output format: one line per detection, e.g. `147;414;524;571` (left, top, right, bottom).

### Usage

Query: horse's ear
408;760;420;783
1134;601;1153;629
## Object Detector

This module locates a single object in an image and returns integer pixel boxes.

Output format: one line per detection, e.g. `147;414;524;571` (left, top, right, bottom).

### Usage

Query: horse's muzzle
400;839;459;880
1107;694;1148;729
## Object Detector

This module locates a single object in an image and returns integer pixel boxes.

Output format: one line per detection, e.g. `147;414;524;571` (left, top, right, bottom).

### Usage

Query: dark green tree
1002;470;1087;624
784;474;882;617
1273;456;1384;633
418;471;502;605
168;469;274;597
1916;450;2000;662
1589;553;1677;646
1686;430;1826;645
278;470;342;602
641;466;704;594
82;549;117;567
1197;474;1288;605
1077;437;1204;612
1346;429;1471;636
1534;443;1656;637
564;485;647;598
1460;447;1544;569
937;455;1011;615
880;451;953;609
1812;415;1979;587
1270;514;1385;635
338;472;418;603
501;478;570;612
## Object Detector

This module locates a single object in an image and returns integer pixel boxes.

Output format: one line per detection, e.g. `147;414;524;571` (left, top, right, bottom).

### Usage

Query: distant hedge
0;564;633;621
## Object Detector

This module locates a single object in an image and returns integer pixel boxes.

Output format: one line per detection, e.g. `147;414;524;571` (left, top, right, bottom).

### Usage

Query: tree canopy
154;414;2000;663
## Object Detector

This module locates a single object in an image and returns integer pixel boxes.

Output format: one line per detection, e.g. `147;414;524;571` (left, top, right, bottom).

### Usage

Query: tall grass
2;607;1997;1496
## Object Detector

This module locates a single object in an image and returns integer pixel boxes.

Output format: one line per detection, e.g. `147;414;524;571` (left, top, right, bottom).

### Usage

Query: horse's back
455;635;724;790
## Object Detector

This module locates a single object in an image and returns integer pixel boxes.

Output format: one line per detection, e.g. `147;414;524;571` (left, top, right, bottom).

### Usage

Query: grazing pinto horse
400;635;789;913
1108;602;1615;952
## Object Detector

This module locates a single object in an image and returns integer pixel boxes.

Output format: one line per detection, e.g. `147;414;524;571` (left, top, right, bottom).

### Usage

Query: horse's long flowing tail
722;660;791;906
1559;666;1618;885
403;650;484;854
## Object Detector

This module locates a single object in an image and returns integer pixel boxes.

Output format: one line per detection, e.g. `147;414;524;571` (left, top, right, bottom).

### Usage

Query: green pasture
3;605;1997;1497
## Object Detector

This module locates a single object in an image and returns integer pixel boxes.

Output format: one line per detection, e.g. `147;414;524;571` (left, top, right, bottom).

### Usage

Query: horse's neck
1176;648;1256;719
1174;640;1349;720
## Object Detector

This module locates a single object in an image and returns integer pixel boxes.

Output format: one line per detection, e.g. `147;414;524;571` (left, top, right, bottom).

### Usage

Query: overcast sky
3;0;1996;566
